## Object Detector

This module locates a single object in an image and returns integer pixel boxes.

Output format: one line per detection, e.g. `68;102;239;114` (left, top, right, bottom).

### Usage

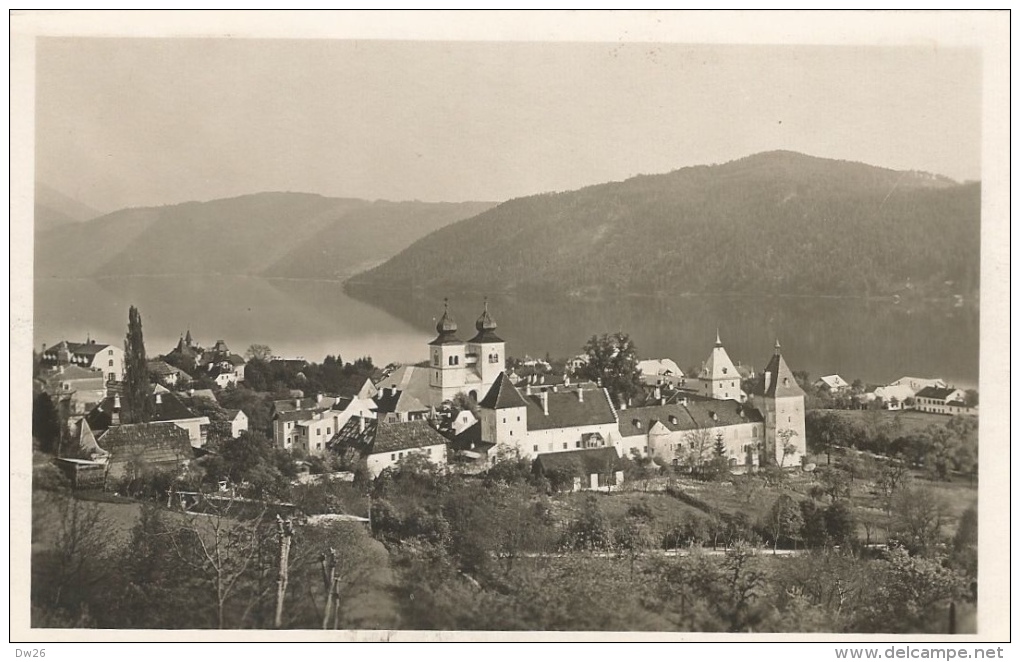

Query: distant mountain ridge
35;193;495;280
347;151;979;298
34;182;103;233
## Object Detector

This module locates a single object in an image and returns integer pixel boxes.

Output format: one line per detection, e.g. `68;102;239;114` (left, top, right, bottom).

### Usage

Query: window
509;430;513;436
109;359;114;366
316;443;321;450
533;445;538;452
391;454;395;461
63;383;69;390
722;368;728;375
562;443;568;449
326;428;331;435
316;428;320;435
576;441;581;448
399;452;404;459
108;349;113;355
502;418;506;424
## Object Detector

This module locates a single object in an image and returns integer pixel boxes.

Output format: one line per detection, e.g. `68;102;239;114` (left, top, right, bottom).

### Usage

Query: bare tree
777;429;799;467
163;502;268;629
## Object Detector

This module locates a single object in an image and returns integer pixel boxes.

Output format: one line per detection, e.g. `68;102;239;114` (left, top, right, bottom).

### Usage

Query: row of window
434;353;500;366
389;447;435;461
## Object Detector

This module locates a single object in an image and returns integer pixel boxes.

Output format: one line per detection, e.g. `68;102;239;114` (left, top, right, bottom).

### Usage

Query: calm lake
34;276;979;390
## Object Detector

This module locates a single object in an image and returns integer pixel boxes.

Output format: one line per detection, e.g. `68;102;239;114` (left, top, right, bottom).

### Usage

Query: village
30;301;981;632
35;299;977;492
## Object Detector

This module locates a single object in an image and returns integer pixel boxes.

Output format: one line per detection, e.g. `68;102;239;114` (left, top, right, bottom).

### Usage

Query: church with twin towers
424;299;807;469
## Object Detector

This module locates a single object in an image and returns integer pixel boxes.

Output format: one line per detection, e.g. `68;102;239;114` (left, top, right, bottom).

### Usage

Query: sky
35;37;982;213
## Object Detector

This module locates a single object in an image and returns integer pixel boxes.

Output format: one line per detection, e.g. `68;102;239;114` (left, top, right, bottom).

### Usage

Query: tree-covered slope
35;193;494;280
347;151;979;297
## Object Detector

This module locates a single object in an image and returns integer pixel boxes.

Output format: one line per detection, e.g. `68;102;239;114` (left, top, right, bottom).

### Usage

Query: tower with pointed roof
697;331;743;401
477;371;529;452
750;339;807;467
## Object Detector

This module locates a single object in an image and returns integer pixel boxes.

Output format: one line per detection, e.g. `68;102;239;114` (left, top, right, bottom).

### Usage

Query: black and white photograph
10;10;1010;645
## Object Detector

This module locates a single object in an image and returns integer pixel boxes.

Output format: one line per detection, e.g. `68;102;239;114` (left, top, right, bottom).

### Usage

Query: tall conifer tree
123;305;152;423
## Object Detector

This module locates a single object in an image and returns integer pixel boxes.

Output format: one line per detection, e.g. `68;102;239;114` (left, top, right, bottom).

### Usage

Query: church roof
469;300;504;343
698;333;739;381
429;300;462;345
751;341;806;398
479;372;529;409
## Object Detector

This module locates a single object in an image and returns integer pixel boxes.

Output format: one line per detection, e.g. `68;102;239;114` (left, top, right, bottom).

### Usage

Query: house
814;374;850;393
373;387;430;423
533;447;624;492
224;409;249;438
166;332;246;387
85;390;211;448
328;417;448;478
914;386;974;415
566;355;588;374
37;365;107;415
477;372;620;458
95;421;193;481
637;358;685;388
696;332;745;402
148;359;192;388
615;398;765;468
41;339;124;382
450;408;478;436
272;394;376;455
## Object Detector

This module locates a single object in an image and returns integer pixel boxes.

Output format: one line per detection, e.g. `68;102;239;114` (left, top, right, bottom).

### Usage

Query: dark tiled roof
533;447;622;475
915;386;960;400
373;389;428;415
98;422;193;466
468;329;504;344
148;360;191;379
750;350;806;398
450;421;483;451
329;417;446;455
524;387;617;431
479;372;530;410
618;400;762;437
66;341;111;357
86;391;202;433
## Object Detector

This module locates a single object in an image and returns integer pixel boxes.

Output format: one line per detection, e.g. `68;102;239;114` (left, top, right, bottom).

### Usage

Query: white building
427;300;505;406
637;358;685;388
697;333;745;402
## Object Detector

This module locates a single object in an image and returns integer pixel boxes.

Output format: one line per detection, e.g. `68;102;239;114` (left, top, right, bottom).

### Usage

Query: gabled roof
148;359;192;379
40;365;105;384
329;417;447;456
915;386;962;400
479;372;529;409
66;341;112;358
374;366;431;404
750;343;805;398
617;399;762;437
533;447;622;474
638;358;684;378
65;419;109;461
98;422;193;463
86;390;203;433
523;387;617;431
374;389;428;415
815;374;849;389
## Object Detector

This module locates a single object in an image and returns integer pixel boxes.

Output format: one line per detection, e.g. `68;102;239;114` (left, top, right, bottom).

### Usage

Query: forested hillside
35;193;493;280
348;151;980;298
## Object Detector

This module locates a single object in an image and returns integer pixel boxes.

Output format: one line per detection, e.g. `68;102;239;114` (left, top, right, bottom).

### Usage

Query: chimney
295;398;302;409
358;416;366;434
541;391;549;415
317;393;323;404
112;395;121;426
764;371;772;391
619;402;627;411
564;374;571;386
654;385;661;401
525;383;532;396
155;393;162;405
188;388;194;396
660;397;666;406
681;397;689;406
577;389;584;403
552;385;558;393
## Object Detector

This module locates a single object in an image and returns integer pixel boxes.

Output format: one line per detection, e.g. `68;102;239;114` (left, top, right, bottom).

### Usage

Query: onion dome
470;298;504;344
429;298;462;345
